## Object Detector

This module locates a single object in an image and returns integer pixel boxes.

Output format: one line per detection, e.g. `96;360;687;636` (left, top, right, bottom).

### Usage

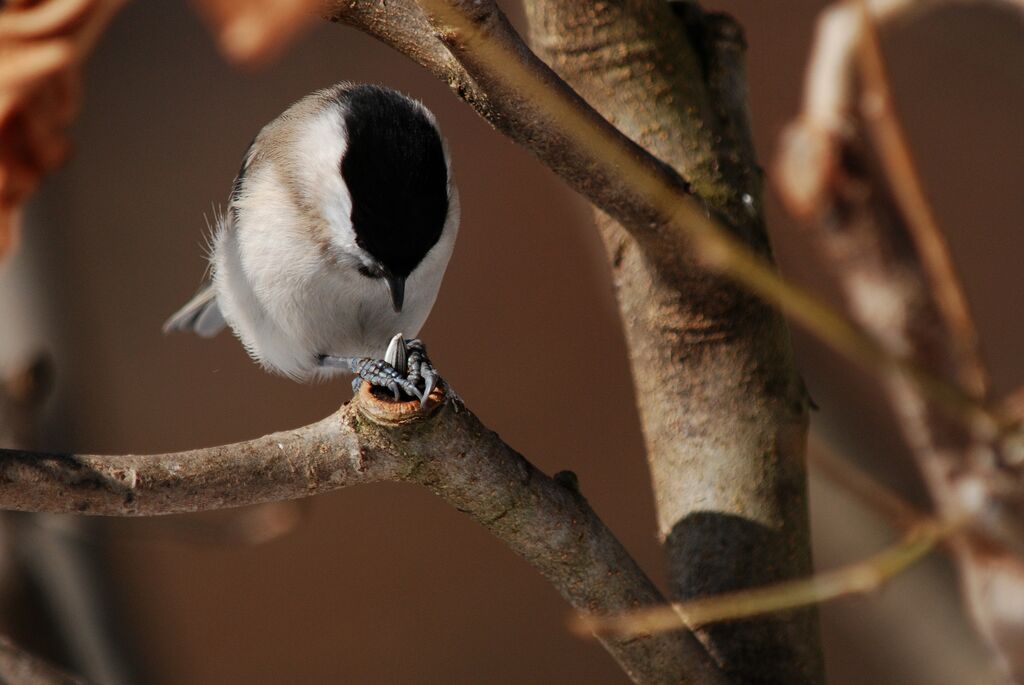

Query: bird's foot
320;335;442;407
319;354;422;402
359;357;424;402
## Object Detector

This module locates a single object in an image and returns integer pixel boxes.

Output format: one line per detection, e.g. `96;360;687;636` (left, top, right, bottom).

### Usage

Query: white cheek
291;106;365;263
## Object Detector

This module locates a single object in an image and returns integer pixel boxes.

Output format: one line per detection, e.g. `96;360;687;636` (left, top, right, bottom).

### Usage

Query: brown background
2;0;1022;683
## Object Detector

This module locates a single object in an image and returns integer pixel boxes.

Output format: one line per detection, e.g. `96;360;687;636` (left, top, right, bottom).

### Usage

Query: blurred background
0;1;1020;683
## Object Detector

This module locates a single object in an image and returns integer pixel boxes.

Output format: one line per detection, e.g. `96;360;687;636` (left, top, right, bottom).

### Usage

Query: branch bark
328;0;996;429
0;385;727;685
522;2;820;682
327;0;697;260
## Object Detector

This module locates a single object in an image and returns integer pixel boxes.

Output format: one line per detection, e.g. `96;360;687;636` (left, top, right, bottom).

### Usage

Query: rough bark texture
524;3;821;683
0;386;727;685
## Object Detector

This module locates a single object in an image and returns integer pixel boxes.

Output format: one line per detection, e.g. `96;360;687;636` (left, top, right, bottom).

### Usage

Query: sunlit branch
410;0;1006;437
573;520;954;638
0;385;727;685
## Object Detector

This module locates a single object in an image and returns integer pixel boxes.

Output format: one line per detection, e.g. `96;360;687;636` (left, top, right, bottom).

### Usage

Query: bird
164;83;459;403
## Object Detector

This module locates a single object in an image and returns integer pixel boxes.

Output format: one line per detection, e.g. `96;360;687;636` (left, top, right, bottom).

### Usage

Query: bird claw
405;338;439;410
340;336;441;407
354;357;422;402
421;373;437;405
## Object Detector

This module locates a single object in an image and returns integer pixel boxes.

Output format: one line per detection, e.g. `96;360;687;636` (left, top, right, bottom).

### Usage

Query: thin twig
574;520;955;638
810;436;1024;562
855;0;987;397
778;0;1024;675
407;0;1006;437
573;430;958;640
808;433;928;530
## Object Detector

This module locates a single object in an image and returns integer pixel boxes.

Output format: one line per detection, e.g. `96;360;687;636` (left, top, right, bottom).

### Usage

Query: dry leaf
0;0;321;260
0;0;126;260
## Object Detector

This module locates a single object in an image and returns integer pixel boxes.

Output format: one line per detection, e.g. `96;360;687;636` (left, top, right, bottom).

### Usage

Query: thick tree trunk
525;3;823;682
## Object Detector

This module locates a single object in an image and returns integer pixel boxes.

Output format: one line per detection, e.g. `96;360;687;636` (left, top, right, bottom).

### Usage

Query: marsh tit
164;83;459;402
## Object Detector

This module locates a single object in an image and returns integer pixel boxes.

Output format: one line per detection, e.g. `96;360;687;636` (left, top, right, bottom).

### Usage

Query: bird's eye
357;264;381;279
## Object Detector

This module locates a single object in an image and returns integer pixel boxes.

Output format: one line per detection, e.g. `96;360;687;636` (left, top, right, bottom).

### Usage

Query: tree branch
853;4;986;396
327;0;1002;433
574;520;952;638
520;1;821;681
0;385;727;685
326;0;697;264
4;1;1016;681
775;0;1024;678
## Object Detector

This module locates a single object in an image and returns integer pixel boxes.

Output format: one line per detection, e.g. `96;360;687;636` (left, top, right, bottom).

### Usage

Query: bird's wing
163;284;226;338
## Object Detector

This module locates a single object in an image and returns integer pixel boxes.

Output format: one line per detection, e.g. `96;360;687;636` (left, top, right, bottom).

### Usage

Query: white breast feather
210;101;458;382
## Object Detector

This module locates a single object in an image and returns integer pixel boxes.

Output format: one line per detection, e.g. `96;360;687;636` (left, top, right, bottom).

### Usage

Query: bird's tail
163;284;226;338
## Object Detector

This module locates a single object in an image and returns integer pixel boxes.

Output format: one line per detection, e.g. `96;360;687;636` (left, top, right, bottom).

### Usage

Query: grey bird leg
317;354;422;402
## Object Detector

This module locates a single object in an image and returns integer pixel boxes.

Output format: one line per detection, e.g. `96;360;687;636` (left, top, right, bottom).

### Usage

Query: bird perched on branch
165;83;459;404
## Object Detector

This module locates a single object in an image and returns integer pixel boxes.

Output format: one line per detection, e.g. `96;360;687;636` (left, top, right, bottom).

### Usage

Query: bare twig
776;0;1024;677
0;0;1008;436
808;435;929;530
854;0;987;396
575;521;953;638
0;385;727;685
328;0;1005;437
574;430;976;640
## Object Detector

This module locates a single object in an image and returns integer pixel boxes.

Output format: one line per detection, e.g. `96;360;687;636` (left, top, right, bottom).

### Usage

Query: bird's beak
386;275;405;313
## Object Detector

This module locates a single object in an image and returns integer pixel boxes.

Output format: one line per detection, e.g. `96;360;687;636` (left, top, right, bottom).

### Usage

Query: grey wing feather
163;285;226;338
